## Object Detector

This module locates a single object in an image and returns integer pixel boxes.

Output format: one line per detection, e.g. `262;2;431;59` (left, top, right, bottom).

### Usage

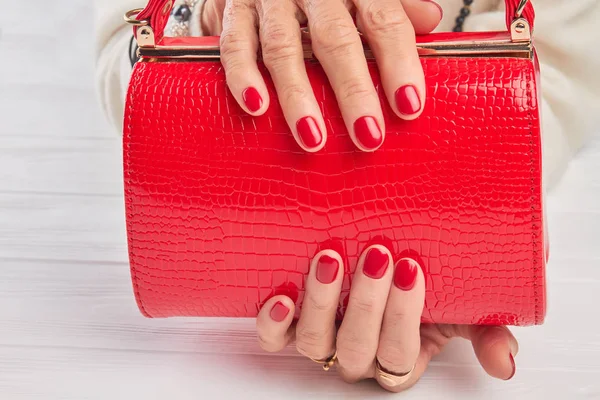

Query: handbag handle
131;0;535;45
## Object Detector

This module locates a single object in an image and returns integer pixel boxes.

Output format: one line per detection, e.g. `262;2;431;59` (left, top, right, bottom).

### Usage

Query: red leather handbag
123;0;547;325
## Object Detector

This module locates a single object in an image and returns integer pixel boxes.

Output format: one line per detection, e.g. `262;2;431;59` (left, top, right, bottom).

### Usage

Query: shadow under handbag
123;0;547;325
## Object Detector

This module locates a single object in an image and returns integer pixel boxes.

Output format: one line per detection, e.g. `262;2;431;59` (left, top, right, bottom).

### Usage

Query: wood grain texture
0;0;599;398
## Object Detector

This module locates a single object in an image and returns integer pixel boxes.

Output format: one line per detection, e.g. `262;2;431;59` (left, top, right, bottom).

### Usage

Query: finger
469;325;519;380
376;258;425;376
201;0;227;35
354;0;426;120
256;295;296;352
376;323;517;393
336;245;394;382
259;0;327;152
295;250;344;360
436;324;519;381
355;0;442;35
302;0;385;152
375;326;442;393
220;0;269;115
400;0;443;34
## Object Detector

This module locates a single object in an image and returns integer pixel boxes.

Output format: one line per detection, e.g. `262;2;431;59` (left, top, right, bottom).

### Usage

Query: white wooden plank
0;193;128;263
0;137;122;196
0;85;111;138
0;345;598;400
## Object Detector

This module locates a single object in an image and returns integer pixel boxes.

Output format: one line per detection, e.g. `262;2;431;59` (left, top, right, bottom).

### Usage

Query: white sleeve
464;0;600;189
94;0;207;135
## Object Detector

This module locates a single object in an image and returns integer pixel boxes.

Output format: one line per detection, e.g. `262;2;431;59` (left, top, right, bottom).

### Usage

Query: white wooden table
1;1;599;399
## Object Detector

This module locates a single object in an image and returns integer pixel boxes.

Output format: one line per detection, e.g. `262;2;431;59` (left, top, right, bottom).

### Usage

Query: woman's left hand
256;245;518;392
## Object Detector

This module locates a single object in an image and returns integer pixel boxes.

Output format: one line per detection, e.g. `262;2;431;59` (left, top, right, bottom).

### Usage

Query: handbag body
123;0;547;325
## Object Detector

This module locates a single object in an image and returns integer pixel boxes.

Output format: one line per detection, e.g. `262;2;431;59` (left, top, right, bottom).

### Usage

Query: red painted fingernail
296;116;323;149
315;255;340;284
422;0;443;19
270;301;290;322
393;258;418;291
362;247;390;280
242;87;263;112
354;116;383;151
395;85;422;115
506;353;516;380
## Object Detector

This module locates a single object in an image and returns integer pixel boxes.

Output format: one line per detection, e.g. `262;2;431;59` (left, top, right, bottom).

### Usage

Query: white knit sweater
94;0;600;189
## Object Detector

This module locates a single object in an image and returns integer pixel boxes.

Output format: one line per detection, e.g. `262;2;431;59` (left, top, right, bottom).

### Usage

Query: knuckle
257;332;280;353
296;325;330;346
311;16;357;56
363;2;410;36
260;19;298;68
306;292;335;313
376;349;416;374
220;29;248;61
386;307;409;323
338;368;364;383
279;84;309;104
336;78;376;104
348;293;378;314
336;331;375;370
224;0;253;21
295;342;329;360
295;326;334;358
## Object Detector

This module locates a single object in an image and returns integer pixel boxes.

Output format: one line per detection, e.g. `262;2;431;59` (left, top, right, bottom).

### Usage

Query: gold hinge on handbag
124;1;533;61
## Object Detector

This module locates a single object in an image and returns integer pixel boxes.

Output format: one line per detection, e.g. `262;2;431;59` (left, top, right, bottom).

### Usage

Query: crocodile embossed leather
123;0;547;326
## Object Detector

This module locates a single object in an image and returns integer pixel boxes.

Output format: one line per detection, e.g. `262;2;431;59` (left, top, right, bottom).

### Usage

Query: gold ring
124;8;149;26
310;350;337;371
375;359;415;387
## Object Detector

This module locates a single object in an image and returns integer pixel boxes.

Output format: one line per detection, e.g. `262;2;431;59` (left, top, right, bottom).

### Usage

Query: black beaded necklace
453;0;474;32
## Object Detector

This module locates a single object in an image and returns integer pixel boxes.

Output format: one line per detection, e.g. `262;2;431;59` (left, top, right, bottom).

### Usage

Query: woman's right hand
255;246;518;393
201;0;443;152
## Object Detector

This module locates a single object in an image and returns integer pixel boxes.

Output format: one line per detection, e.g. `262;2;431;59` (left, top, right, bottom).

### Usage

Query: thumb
468;325;519;381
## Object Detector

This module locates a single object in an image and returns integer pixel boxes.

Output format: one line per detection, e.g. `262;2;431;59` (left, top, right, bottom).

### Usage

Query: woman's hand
256;245;518;392
200;0;443;152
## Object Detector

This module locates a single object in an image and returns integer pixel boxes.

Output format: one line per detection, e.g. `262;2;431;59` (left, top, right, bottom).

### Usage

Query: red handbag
123;0;547;326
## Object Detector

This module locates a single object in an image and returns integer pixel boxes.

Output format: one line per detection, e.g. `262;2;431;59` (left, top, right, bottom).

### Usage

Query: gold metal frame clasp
124;8;148;26
511;0;532;42
510;18;531;42
124;9;156;48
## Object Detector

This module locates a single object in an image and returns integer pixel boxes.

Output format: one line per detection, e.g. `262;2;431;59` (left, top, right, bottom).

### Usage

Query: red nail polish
242;87;263;112
296;116;323;149
354;116;383;151
362;247;390;280
394;258;418;291
315;255;340;284
395;85;422;115
506;353;516;380
422;0;443;19
270;301;290;322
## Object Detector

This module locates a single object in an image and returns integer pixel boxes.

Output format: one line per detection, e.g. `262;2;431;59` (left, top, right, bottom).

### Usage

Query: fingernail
393;258;418;291
270;301;290;322
354;116;383;151
242;87;263;112
422;0;443;19
506;353;516;381
315;255;340;284
296;116;323;149
362;247;390;280
395;85;422;115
